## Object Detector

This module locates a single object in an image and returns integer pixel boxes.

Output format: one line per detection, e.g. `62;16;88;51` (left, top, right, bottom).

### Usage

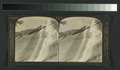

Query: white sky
16;16;53;32
16;16;97;32
60;17;96;32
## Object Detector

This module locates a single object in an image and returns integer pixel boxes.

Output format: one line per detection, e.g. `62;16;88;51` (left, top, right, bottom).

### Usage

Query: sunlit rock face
15;19;59;62
15;17;102;62
59;19;102;62
33;19;59;62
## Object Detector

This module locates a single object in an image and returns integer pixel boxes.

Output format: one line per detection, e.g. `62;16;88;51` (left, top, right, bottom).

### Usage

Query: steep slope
15;19;102;62
59;20;102;62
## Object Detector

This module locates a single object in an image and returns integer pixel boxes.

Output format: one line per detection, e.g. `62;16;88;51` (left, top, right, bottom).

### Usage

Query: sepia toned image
14;16;102;62
59;17;102;62
15;17;59;62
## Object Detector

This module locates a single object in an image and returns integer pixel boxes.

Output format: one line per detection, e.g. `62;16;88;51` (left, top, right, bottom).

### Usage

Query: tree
16;20;24;26
60;21;67;25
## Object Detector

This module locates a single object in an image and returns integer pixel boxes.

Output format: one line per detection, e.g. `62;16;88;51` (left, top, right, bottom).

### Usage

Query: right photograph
59;17;102;62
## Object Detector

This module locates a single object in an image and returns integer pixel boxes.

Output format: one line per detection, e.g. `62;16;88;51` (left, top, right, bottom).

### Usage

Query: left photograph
15;17;59;62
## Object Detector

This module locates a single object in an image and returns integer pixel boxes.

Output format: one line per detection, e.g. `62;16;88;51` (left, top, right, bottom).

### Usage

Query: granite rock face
15;19;102;62
59;19;102;62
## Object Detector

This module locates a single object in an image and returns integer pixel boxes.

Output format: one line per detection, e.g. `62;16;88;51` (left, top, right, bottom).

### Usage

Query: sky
16;16;53;32
15;16;98;32
60;17;96;32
